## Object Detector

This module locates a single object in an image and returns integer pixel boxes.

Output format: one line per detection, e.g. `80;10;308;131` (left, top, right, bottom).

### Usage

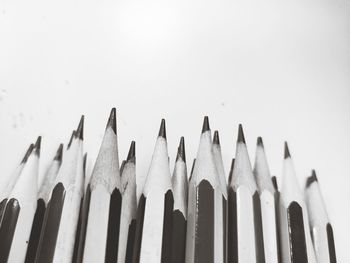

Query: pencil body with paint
35;117;85;263
132;119;173;263
305;171;337;263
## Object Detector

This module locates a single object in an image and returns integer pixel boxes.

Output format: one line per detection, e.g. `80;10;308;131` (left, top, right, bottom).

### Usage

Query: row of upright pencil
0;108;336;263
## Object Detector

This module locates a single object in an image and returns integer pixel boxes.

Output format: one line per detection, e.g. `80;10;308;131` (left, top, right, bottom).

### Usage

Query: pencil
170;137;188;263
0;143;34;223
227;125;264;263
305;170;337;263
82;108;122;263
132;119;173;263
35;116;85;263
185;117;223;263
279;142;316;263
25;143;63;263
212;130;228;263
253;137;279;263
0;136;40;263
117;141;137;263
228;158;235;187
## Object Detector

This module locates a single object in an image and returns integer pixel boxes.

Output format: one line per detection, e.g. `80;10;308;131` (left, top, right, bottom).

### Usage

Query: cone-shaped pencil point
158;119;166;139
284;141;291;159
213;130;220;145
106;108;117;134
202;116;210;134
306;170;318;188
54;144;64;162
257;137;264;147
67;130;76;149
237;124;246;143
127;141;136;163
34;136;42;156
21;143;34;164
176;136;186;163
76;115;84;140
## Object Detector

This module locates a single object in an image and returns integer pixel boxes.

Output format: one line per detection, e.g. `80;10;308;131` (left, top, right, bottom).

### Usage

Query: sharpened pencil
227;125;264;263
0;136;40;263
253;137;279;263
132;119;173;263
170;137;188;263
279;142;316;263
185;117;224;263
118;141;137;263
81;108;122;263
35;116;85;263
305;170;337;263
25;143;63;263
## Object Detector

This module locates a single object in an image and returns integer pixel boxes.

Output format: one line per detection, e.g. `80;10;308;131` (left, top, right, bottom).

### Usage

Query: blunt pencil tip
158;119;166;139
54;144;64;162
213;130;220;145
237;124;246;143
127;141;136;163
76;115;84;140
257;137;264;147
306;170;318;188
284;141;291;159
202;116;210;134
34;136;42;156
176;137;186;163
106;108;117;133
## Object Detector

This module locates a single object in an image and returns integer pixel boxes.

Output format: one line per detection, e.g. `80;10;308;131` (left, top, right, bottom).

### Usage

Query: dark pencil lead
237;124;246;144
228;158;235;183
213;130;220;145
158;119;166;139
284;141;291;159
190;159;196;176
230;158;235;172
34;136;42;156
106;108;117;134
271;176;278;191
120;160;126;175
67;131;76;149
202;116;210;134
127;141;136;163
257;137;264;147
21;143;34;164
76;115;84;140
306;170;318;188
176;137;186;163
54;144;64;162
83;153;88;178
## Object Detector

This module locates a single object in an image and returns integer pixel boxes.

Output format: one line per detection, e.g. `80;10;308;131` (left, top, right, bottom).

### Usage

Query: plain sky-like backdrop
0;0;350;261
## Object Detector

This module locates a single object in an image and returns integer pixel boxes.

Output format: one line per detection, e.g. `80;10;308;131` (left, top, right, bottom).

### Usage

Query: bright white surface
0;0;349;261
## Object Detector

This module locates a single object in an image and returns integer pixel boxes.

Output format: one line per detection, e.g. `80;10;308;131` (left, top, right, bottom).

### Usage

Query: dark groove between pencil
125;219;137;263
25;199;46;263
72;197;84;262
227;189;238;263
132;194;146;263
105;189;122;263
0;198;20;263
253;192;265;263
326;223;337;263
274;191;282;263
170;210;187;263
161;190;174;262
222;196;227;263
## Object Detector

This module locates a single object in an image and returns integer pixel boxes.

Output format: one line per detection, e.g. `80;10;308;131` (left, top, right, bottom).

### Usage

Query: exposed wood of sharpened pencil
82;108;122;263
185;116;222;263
0;136;40;263
117;141;137;263
228;125;263;263
305;170;337;263
253;137;279;263
170;137;188;263
35;116;85;263
0;143;34;224
279;142;317;263
132;119;173;263
212;130;228;263
25;144;63;263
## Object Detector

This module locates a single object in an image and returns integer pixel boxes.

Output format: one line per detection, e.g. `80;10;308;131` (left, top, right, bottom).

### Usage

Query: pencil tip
21;143;34;164
202;116;210;133
306;170;318;188
237;124;246;143
257;137;264;147
213;130;220;145
176;137;186;163
34;136;42;156
158;119;166;139
127;141;136;163
284;142;291;159
67;131;76;149
106;108;117;134
54;144;64;162
76;115;84;140
271;176;278;191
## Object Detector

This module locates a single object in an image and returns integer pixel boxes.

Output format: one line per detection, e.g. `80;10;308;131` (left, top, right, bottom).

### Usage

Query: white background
0;0;349;261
